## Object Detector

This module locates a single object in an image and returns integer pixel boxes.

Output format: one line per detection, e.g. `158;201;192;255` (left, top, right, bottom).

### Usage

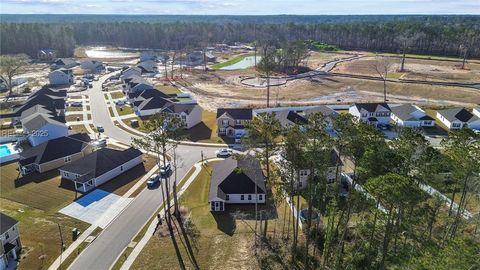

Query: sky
1;0;479;15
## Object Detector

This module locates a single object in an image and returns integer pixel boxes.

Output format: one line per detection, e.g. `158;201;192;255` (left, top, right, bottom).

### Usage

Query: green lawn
156;85;181;95
116;105;134;116
211;54;253;70
178;110;229;144
111;91;125;99
109;107;115;117
67;106;84;112
69;124;89;134
131;163;293;269
0;198;90;270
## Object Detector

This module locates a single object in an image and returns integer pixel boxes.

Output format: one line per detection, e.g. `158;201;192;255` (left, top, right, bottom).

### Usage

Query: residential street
68;73;222;270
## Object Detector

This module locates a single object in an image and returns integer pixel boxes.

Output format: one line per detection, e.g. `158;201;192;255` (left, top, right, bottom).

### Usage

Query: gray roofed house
216;108;253;139
473;107;480;118
59;147;143;192
0;213;22;268
18;133;92;175
272;110;308;129
436;107;480;130
209;156;266;211
390;104;435;128
136;60;158;74
349;102;392;126
52;58;78;69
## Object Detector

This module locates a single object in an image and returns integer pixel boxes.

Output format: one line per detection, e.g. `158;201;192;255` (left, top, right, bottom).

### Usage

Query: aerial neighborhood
0;11;479;270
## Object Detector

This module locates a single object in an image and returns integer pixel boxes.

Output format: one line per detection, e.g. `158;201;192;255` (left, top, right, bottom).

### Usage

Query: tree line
1;18;479;58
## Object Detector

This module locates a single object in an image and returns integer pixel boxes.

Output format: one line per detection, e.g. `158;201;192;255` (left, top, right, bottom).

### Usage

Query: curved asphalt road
68;73;221;270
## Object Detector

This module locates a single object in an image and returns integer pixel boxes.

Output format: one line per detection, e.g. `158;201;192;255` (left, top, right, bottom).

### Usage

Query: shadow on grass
180;122;212;142
15;169;59;188
100;163;147;194
212;212;237;236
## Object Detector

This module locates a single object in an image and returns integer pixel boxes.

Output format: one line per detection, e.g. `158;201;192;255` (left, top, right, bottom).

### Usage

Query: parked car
115;100;126;106
216;148;233;158
160;162;172;176
147;174;160;187
96;125;104;133
70;101;82;107
473;129;480;135
93;138;107;147
378;124;389;131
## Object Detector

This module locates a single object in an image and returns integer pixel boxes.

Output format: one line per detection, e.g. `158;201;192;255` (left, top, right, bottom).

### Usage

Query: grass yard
0;161;79;213
0;198;90;270
109;107;115;117
178;110;229;144
110;91;125;99
131;164;294;269
69;124;89;134
66;115;83;122
156;85;181;95
211;53;253;70
67;106;84;112
116;105;134;116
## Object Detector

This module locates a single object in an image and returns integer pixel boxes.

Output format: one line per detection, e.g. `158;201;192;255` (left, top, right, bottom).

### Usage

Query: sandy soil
333;56;480;83
305;51;359;69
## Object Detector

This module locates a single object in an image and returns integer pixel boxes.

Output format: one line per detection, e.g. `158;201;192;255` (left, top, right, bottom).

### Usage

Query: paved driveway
59;189;133;229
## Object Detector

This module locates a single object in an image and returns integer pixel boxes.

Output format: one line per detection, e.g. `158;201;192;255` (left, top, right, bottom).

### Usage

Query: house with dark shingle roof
121;66;142;80
473;107;480;119
48;68;74;85
216;108;253;138
436;107;480;130
81;60;104;73
209;156;266;212
390;104;435;128
136;60;158;74
59;147;143;192
122;75;154;93
52;58;78;70
18;133;92;175
0;213;22;268
349;103;391;126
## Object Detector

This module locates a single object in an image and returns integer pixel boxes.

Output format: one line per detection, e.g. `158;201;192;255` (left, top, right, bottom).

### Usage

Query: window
226;195;230;201
240;195;244;200
5;232;9;239
120;166;124;171
299;170;309;177
235;119;242;125
299;181;303;187
361;113;367;117
222;119;229;126
452;122;461;128
64;156;72;163
64;172;70;177
248;194;252;200
259;194;263;201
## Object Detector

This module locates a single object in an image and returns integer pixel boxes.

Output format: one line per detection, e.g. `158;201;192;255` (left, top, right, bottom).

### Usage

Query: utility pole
57;223;64;270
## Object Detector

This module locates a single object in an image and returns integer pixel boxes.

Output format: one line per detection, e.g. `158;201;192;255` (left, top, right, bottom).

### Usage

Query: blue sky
1;0;479;14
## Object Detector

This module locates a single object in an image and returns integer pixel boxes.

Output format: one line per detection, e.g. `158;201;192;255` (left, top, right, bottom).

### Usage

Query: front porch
210;200;225;212
73;179;96;193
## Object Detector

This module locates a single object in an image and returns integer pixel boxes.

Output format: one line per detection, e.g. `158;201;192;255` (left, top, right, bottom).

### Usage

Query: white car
473;129;480;135
160;162;172;176
93;138;107;147
216;148;233;158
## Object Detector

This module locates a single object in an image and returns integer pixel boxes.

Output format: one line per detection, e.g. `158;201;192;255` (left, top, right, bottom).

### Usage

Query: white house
209;157;266;212
21;113;69;146
436;108;480;130
134;96;202;129
59;147;143;192
122;75;153;93
137;60;158;74
473;107;480;118
121;66;142;80
390;104;435;128
48;68;74;85
81;60;104;73
349;103;391;126
0;213;22;270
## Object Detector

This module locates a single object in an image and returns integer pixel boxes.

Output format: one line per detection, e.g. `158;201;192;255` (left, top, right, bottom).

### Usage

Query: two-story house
349;103;392;126
0;213;21;270
216;108;253;139
48;68;74;85
292;149;343;189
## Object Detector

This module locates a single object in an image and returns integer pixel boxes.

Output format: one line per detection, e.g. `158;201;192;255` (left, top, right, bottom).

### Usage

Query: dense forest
0;15;479;58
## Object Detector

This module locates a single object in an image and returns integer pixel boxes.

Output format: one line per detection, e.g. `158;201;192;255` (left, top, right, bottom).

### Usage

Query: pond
220;56;262;70
84;47;140;59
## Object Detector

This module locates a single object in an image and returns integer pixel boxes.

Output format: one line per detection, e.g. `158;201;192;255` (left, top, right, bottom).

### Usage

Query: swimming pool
0;145;11;157
0;143;19;164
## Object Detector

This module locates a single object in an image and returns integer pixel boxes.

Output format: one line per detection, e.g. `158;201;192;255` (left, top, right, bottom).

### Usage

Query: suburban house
59;147;143;193
137;60;158;74
272;110;308;130
48;68;74;85
436;108;480;130
81;60;104;73
0;213;22;270
18;133;92;175
132;90;202;129
216;108;253;138
52;58;78;70
21;113;69;146
122;75;154;93
390;104;435;128
349;103;392;126
140;51;158;62
209;156;266;212
121;66;142;80
282;149;342;189
473;107;480;118
37;49;56;61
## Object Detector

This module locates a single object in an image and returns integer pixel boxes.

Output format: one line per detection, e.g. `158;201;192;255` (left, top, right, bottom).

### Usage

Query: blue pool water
0;145;12;157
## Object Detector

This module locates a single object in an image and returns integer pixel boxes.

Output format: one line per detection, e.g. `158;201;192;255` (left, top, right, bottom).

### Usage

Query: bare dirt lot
332;56;480;83
305;51;359;69
179;67;480;111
